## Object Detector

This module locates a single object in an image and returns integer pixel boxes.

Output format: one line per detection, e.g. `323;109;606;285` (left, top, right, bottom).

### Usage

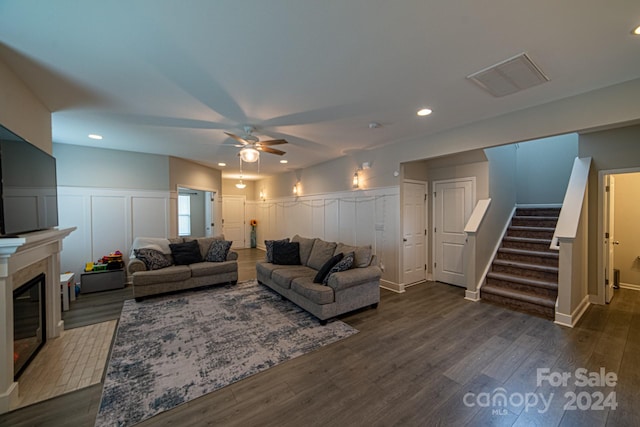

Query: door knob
403;238;407;242
613;241;620;245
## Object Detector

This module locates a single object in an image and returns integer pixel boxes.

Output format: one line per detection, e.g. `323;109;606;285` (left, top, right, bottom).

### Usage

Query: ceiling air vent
466;53;549;97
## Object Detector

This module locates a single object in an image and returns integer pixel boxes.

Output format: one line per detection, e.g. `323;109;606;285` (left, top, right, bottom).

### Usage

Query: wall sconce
259;189;266;201
293;182;300;195
352;170;360;189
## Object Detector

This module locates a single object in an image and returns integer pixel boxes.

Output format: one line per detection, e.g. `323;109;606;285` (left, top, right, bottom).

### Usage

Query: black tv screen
0;125;58;235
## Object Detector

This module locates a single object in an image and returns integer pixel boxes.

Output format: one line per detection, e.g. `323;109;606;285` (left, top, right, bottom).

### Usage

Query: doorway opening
177;186;219;238
599;169;640;304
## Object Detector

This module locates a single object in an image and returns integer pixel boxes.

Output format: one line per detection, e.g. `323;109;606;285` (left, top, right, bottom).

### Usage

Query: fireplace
13;273;46;380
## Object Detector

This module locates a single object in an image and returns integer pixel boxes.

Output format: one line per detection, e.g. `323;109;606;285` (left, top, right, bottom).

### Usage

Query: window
178;194;191;236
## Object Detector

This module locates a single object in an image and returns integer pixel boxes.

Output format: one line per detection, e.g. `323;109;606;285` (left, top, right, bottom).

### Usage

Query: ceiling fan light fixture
240;147;260;163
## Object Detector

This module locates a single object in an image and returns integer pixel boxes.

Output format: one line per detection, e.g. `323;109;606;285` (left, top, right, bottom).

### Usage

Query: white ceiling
1;1;639;179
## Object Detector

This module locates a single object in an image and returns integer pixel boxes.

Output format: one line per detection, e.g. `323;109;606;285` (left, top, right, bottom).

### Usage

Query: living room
2;2;640;426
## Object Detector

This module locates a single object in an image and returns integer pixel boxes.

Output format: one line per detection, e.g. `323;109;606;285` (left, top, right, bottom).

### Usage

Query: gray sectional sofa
256;235;382;324
127;236;238;301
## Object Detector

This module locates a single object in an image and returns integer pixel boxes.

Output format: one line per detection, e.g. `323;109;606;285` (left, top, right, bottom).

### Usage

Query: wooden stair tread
481;285;556;308
498;247;559;259
503;236;552;245
509;226;555;232
486;271;558;290
492;259;558;273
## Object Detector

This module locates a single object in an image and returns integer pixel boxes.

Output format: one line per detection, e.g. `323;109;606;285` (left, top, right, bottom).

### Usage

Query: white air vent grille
467;53;549;97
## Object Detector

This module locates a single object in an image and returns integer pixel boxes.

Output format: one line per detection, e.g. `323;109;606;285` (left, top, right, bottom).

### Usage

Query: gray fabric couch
127;236;238;301
256;235;381;324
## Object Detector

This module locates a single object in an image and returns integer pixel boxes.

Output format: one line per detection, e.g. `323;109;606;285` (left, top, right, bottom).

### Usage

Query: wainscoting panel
250;187;400;286
131;197;168;239
91;196;128;263
57;187;170;283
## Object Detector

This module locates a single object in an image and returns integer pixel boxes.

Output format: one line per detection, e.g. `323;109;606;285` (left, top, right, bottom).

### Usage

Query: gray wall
54;143;170;190
516;134;578;204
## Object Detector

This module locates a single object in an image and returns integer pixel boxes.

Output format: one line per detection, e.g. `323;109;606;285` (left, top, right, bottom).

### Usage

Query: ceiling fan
224;126;287;162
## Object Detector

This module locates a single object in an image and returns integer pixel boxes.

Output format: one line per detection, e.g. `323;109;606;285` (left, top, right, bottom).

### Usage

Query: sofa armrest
227;251;238;261
127;258;148;274
327;265;382;292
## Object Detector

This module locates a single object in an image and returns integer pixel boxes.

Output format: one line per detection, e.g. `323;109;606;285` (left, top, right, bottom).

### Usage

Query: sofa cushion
169;240;203;265
291;235;316;265
323;253;354;284
313;252;343;284
256;261;280;280
185;235;225;259
134;248;172;271
272;241;301;265
189;261;237;277
271;266;316;289
265;238;290;262
204;239;232;262
307;239;338;270
335;243;373;268
132;265;191;286
291;277;335;305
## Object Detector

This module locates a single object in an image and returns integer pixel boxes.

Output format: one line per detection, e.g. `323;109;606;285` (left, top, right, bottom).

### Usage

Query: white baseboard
465;289;480;301
380;280;404;293
620;282;640;291
554;295;590;328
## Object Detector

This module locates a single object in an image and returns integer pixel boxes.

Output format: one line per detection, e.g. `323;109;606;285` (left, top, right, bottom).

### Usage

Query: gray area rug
95;280;358;426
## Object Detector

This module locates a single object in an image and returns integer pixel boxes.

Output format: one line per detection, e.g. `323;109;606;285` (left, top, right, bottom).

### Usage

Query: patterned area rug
95;280;358;427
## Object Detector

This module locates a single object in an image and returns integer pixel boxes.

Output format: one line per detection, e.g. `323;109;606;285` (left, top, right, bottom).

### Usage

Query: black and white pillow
205;240;233;262
323;253;354;285
134;248;172;270
265;238;290;263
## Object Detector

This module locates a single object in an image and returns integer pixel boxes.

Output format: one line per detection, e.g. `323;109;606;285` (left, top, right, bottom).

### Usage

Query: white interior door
222;195;245;248
403;181;427;286
604;175;616;303
433;179;474;287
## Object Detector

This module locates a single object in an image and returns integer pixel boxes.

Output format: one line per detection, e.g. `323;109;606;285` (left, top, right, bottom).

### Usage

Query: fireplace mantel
0;227;75;414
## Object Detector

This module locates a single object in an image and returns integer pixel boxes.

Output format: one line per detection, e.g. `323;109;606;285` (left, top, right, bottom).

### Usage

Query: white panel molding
247;186;400;286
57;186;170;281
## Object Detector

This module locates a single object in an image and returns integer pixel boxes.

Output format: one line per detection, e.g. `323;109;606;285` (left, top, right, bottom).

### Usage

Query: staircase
481;207;561;320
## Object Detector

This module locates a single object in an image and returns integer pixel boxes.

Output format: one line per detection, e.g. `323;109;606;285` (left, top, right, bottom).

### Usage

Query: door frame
432;177;476;286
176;184;220;238
401;179;428;288
596;167;640;304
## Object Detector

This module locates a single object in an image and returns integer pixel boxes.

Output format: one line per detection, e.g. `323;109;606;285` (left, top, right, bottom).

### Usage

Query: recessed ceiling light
88;134;103;140
633;25;640;35
417;108;432;116
280;160;288;164
218;162;226;167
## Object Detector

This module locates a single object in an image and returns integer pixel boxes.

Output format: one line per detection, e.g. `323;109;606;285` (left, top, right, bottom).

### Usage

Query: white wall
58;187;170;282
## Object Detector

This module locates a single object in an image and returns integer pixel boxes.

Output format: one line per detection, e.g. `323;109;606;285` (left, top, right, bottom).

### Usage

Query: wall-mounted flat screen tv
0;125;58;235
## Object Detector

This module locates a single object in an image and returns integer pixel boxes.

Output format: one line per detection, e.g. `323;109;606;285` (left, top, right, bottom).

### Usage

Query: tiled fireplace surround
0;228;74;414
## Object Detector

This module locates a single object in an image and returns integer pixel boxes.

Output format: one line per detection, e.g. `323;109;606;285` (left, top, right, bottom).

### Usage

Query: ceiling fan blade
258;146;286;156
258;139;288;146
224;132;249;145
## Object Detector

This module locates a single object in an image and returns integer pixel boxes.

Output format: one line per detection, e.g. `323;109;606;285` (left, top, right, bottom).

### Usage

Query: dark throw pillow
313;252;344;283
169;240;203;265
134;248;172;271
323;253;354;285
265;238;290;263
272;241;301;265
205;240;233;262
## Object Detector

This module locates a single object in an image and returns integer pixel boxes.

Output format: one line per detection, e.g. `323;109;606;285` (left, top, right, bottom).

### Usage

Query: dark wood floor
2;248;639;427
